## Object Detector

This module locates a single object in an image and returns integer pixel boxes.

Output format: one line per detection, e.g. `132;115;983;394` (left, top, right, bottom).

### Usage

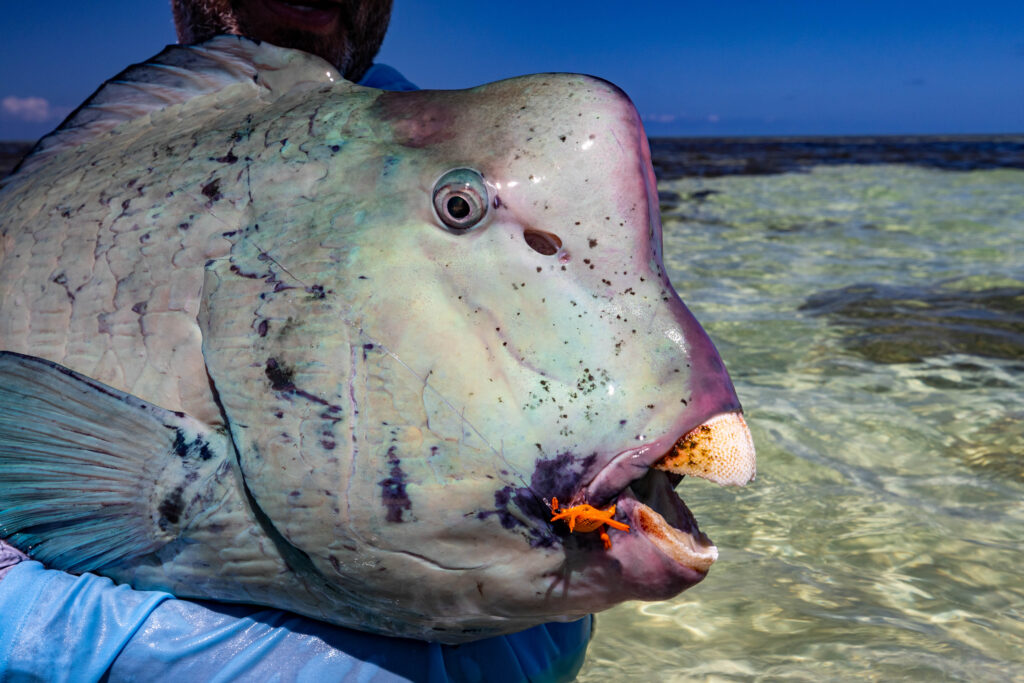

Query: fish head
211;72;755;640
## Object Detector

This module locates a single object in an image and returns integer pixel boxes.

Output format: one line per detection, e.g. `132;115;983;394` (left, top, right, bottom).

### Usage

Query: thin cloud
640;111;726;126
2;96;63;122
643;113;678;124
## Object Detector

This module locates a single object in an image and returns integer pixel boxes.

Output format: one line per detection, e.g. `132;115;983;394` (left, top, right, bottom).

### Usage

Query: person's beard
170;0;392;82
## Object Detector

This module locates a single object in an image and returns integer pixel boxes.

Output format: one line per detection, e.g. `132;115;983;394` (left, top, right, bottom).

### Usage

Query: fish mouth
582;412;755;583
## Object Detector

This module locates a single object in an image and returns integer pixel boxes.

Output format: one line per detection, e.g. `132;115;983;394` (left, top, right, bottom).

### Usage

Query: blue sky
1;1;1022;140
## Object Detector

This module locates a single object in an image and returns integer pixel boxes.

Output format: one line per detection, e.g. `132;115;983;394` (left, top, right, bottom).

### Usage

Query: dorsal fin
11;35;342;178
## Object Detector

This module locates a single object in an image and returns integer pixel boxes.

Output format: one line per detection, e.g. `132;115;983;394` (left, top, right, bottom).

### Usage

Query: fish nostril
523;229;562;256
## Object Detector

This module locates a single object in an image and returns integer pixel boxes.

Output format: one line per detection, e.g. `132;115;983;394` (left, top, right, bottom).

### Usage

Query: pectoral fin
0;351;229;573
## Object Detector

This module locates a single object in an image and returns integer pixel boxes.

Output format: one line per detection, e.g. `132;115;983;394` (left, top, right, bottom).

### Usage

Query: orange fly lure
549;497;630;550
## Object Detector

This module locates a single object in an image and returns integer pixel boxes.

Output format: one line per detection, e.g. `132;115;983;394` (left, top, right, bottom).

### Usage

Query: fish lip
581;424;694;509
612;487;717;582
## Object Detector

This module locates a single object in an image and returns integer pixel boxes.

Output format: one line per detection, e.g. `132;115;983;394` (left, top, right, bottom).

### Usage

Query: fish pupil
447;195;471;219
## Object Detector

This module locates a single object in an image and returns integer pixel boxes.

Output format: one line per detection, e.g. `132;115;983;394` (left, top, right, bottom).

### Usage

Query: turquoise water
578;164;1024;680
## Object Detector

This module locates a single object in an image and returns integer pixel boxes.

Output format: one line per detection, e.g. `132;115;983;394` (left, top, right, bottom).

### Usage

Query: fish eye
432;168;488;233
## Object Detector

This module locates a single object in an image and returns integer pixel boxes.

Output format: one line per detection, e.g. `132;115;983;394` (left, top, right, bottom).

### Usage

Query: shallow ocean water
578;160;1024;680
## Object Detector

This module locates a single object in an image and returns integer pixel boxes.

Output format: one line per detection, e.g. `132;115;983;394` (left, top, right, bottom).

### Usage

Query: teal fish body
0;37;755;642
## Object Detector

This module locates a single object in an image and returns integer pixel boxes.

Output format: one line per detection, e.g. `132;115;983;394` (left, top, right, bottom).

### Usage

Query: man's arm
0;542;590;682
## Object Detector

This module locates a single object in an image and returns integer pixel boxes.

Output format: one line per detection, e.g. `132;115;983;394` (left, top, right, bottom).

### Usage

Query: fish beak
654;412;757;487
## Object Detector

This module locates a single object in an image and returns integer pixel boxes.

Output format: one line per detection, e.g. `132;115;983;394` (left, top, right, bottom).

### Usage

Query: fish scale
0;36;755;643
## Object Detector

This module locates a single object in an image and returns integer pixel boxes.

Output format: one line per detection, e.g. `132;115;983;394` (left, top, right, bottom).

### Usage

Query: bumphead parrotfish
0;36;755;643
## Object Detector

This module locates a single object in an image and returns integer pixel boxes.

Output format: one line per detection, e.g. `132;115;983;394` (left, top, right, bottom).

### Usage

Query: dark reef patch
800;283;1024;363
650;135;1024;180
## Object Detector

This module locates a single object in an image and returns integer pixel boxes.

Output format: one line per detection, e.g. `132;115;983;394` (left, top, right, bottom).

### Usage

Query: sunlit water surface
577;163;1024;681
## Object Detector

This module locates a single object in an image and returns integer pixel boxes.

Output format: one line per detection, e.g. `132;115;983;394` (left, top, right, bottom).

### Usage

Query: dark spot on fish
169;429;214;461
588;238;598;248
201;178;221;201
172;430;188;458
265;358;296;392
49;272;75;302
131;301;147;315
478;452;596;547
482;487;518;530
306;284;327;299
229;264;262;279
257;319;269;337
493;195;502;209
215;151;238;164
262;359;346;412
379;446;411;522
158;485;185;527
330;145;341;153
121;199;131;211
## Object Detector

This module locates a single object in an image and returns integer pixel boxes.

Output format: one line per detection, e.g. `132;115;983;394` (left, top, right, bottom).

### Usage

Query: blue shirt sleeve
357;63;419;91
0;560;591;682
